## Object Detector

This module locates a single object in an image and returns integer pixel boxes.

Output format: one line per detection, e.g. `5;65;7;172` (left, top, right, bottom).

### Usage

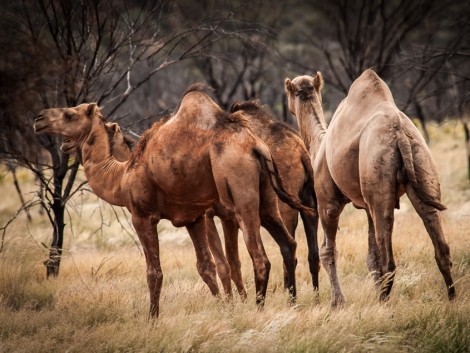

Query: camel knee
146;268;163;290
320;244;336;260
323;204;341;221
254;258;271;284
196;259;217;279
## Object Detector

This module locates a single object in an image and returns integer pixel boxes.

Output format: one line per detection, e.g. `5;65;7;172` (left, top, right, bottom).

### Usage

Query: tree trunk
414;102;430;143
43;148;76;277
45;196;65;277
463;120;470;181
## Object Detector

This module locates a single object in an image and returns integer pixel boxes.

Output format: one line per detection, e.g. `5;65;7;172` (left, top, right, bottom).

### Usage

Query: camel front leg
186;215;220;297
132;214;162;318
319;201;346;308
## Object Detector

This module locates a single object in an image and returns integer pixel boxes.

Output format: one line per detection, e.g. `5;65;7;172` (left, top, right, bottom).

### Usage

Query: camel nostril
35;115;44;122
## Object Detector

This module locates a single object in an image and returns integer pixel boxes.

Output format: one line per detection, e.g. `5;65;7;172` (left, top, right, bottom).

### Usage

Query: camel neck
296;100;327;160
80;118;127;206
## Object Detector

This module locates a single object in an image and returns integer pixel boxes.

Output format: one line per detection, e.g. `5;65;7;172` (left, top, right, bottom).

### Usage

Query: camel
64;120;237;297
79;113;319;300
34;84;313;317
206;101;319;298
284;69;455;306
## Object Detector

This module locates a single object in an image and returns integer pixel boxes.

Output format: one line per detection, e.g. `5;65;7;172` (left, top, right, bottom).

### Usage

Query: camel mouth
60;138;76;153
33;123;50;134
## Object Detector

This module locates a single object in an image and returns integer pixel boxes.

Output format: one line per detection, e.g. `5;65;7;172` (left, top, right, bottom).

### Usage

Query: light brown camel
63;119;236;297
284;69;455;306
205;101;319;298
75;112;319;299
34;84;313;317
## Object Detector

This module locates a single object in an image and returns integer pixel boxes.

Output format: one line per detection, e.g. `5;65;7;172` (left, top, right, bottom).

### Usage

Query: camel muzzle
33;117;49;134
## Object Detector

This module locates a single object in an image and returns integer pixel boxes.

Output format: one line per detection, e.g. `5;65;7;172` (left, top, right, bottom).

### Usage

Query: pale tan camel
205;101;319;299
34;85;313;317
284;69;455;306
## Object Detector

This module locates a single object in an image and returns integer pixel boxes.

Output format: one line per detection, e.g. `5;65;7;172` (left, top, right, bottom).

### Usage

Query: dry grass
1;122;469;353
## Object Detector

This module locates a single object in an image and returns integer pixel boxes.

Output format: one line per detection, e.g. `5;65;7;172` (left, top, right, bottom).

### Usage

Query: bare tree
0;0;233;275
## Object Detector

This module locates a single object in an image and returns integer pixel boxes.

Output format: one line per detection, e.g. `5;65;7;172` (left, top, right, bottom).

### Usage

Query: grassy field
1;122;469;352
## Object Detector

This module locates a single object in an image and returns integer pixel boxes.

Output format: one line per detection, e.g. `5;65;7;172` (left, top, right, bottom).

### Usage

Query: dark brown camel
205;101;319;299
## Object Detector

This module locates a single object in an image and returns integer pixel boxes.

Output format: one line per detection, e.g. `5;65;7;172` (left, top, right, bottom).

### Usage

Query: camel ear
313;72;324;92
86;103;97;117
107;122;120;133
284;78;294;94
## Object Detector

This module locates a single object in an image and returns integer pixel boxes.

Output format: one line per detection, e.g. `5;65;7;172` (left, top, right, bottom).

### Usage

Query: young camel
34;85;312;317
284;69;455;306
205;101;319;299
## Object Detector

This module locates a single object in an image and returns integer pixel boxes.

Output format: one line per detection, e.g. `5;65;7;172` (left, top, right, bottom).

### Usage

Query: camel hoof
448;286;456;301
331;296;346;309
379;291;391;302
256;294;266;309
239;290;248;303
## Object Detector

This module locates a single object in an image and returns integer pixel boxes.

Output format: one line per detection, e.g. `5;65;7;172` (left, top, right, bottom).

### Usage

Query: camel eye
64;112;74;120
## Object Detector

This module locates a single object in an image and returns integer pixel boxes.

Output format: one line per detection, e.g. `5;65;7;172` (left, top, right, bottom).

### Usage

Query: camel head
34;103;103;153
284;72;324;116
104;122;135;162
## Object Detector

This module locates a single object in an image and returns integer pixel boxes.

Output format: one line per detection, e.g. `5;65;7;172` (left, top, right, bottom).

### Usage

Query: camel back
342;69;445;211
231;100;300;140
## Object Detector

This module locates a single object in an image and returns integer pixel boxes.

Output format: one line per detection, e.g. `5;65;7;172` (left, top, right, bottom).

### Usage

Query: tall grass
1;123;469;352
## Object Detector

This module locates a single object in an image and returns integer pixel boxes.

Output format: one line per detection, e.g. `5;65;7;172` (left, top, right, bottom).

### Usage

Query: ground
0;121;469;353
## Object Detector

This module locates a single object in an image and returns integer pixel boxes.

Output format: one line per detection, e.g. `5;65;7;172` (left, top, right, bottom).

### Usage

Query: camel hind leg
365;210;382;285
276;204;300;293
221;218;247;300
368;201;397;301
260;191;298;301
216;176;271;305
205;213;233;298
301;211;320;292
405;184;455;300
213;203;247;300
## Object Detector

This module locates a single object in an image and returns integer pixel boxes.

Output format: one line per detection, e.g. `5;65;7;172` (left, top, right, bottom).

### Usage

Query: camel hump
397;113;446;211
348;69;395;105
182;82;214;97
253;141;316;217
229;100;261;113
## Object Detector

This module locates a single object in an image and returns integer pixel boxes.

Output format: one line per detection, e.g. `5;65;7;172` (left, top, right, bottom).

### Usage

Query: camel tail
397;119;446;211
299;151;318;214
253;143;317;217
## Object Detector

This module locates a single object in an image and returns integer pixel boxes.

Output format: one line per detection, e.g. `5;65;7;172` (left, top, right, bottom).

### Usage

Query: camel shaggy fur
34;85;312;317
284;69;455;306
